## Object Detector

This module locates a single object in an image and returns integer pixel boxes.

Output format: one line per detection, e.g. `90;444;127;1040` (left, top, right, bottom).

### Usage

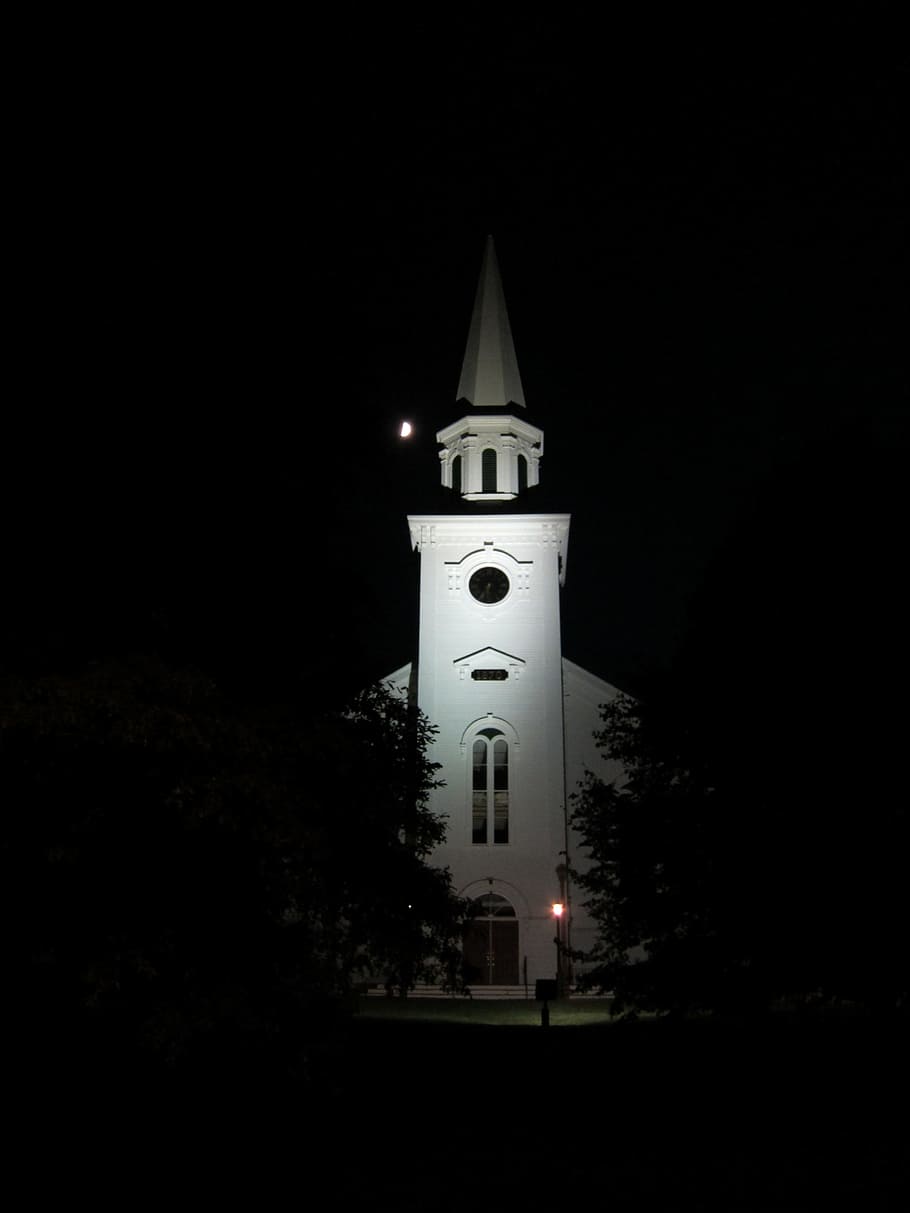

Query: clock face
469;566;510;604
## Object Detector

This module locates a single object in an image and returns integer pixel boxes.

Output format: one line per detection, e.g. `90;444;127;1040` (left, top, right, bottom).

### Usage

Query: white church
386;238;623;993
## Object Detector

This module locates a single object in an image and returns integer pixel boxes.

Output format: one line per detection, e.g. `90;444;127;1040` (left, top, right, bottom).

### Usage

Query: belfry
387;238;622;990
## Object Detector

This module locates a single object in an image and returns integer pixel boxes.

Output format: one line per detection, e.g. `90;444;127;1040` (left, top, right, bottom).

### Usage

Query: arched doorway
463;892;519;985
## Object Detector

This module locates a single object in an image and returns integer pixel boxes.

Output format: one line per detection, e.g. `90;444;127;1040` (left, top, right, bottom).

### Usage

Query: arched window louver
481;448;497;493
451;454;462;495
517;453;528;493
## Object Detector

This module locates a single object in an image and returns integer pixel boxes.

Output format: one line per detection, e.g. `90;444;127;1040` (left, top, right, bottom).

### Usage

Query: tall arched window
451;454;462;495
481;448;497;493
517;453;528;493
472;727;509;844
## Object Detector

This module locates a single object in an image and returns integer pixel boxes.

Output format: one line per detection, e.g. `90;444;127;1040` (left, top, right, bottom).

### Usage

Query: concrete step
363;983;609;1000
364;983;531;999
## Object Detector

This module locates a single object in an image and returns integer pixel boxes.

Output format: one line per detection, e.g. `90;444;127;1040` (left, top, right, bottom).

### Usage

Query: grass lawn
52;1001;904;1210
337;1003;907;1208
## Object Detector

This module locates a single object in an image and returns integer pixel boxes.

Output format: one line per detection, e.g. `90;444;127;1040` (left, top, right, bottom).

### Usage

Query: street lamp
552;902;564;995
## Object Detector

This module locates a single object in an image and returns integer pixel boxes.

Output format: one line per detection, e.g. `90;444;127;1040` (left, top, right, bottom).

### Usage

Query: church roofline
561;657;624;703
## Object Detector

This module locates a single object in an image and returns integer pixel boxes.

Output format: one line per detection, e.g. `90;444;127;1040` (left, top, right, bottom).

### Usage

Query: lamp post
552;902;564;996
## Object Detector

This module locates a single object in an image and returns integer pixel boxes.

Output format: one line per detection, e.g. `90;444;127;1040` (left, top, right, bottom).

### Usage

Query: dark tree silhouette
572;426;910;1018
5;657;465;1084
571;681;909;1017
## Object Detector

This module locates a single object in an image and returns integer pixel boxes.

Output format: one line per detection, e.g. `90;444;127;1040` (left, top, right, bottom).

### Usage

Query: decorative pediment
443;546;532;568
453;646;526;682
408;514;571;587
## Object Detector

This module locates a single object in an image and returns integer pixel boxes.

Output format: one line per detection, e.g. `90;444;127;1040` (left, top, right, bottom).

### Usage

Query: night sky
7;16;906;716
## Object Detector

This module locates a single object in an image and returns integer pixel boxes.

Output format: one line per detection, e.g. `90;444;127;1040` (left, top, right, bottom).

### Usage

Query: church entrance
463;892;519;985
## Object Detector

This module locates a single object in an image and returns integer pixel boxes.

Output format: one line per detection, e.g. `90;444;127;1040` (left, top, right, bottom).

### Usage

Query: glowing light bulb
552;902;564;917
400;421;413;438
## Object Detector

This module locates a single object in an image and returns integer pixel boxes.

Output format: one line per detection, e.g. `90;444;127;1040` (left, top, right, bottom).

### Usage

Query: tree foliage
4;657;465;1081
571;688;909;1018
301;681;468;996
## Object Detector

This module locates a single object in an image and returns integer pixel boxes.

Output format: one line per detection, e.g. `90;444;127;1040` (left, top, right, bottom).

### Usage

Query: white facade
384;238;624;991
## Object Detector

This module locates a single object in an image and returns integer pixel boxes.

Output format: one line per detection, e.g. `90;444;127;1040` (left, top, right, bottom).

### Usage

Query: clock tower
389;238;621;990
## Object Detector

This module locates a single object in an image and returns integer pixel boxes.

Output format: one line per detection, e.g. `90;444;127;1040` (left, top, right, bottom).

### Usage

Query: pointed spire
456;236;526;409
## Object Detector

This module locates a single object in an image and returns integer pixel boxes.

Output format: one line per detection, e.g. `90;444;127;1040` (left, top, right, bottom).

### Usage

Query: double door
463;918;519;985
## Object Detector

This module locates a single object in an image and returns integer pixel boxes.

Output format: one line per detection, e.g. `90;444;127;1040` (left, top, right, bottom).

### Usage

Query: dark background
6;14;906;714
7;25;907;1201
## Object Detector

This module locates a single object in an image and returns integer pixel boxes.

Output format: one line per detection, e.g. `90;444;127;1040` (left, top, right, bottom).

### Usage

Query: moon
399;421;413;438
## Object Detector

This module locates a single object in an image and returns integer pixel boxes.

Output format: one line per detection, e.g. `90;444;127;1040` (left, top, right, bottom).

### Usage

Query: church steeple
456;236;526;409
438;237;542;501
396;238;618;997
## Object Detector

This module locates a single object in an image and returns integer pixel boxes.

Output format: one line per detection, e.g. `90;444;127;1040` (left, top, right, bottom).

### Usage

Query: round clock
469;566;510;604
